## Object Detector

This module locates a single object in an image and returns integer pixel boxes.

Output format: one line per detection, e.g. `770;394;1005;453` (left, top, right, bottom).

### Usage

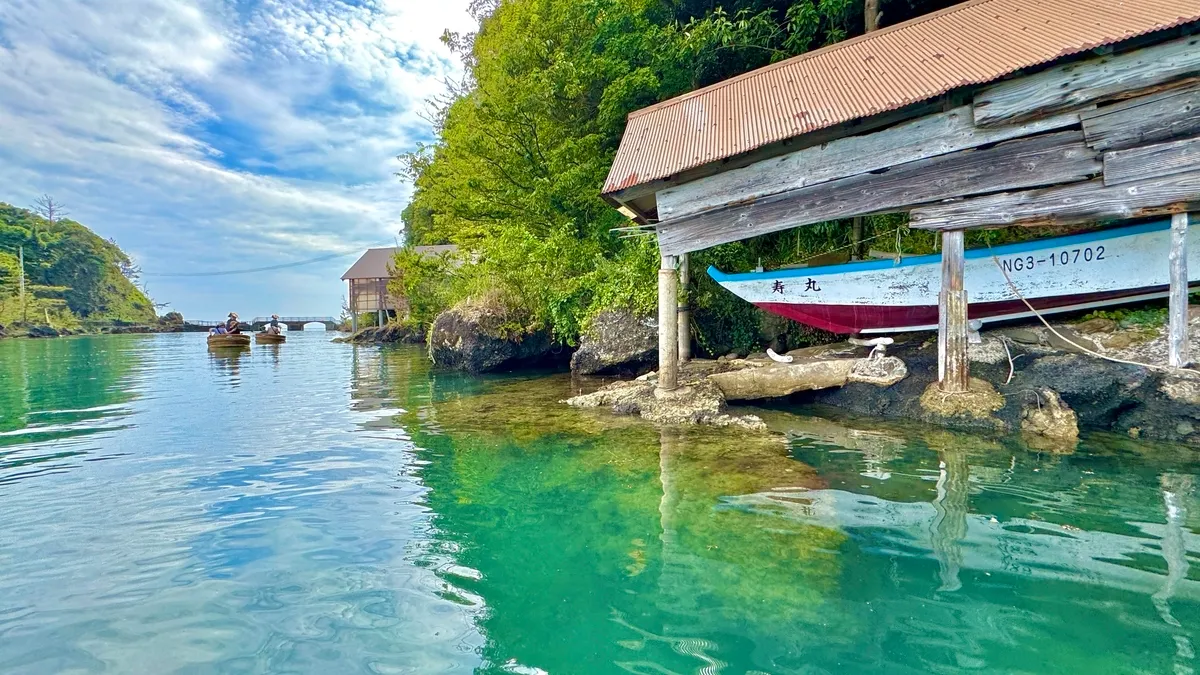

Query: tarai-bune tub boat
709;219;1199;334
207;334;252;348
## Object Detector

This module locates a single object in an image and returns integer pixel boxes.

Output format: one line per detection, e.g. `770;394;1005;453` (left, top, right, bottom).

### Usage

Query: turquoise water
0;334;1197;674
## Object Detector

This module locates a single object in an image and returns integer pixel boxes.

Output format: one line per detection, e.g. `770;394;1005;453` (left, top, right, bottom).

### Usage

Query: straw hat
271;314;279;319
229;312;239;319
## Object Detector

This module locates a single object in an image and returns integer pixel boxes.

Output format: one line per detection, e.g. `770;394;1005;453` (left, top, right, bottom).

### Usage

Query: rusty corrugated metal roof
340;246;458;280
603;0;1200;196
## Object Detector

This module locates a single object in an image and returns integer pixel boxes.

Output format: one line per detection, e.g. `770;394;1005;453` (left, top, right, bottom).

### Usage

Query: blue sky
0;0;474;320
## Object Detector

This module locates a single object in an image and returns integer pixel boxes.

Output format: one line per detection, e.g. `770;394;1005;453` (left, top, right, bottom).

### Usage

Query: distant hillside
0;202;156;326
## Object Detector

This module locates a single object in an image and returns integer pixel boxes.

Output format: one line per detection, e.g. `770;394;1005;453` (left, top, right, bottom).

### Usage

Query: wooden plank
656;131;1100;256
658;255;679;391
910;170;1200;230
1103;135;1200;187
939;230;969;393
1169;213;1190;368
1081;83;1200;151
974;34;1200;128
656;106;1084;221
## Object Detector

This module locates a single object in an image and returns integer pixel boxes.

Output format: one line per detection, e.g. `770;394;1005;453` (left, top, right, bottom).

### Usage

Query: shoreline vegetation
0;201;175;339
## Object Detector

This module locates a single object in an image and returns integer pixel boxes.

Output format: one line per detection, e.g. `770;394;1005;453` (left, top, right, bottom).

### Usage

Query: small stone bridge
185;316;339;331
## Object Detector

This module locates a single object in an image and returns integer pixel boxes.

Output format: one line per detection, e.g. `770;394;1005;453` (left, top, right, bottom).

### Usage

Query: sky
0;0;475;320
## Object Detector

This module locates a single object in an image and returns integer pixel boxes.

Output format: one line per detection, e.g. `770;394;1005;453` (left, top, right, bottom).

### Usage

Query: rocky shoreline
336;301;1200;444
0;321;186;339
567;312;1200;445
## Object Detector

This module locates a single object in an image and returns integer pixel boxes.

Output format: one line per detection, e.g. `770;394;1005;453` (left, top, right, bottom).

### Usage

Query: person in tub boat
263;314;283;335
209;312;243;335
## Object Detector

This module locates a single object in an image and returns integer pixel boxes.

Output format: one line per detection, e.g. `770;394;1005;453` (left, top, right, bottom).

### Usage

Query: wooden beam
1081;83;1200;152
939;230;969;393
656;106;1084;221
657;130;1100;256
974;34;1200;127
1169;213;1191;368
677;253;691;363
658;255;679;391
910;170;1200;230
1103;135;1200;187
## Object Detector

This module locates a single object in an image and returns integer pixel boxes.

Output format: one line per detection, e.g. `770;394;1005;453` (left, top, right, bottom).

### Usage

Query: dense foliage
0;203;156;328
397;0;962;353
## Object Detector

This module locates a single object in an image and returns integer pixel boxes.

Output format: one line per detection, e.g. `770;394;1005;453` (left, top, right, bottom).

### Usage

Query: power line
141;238;400;278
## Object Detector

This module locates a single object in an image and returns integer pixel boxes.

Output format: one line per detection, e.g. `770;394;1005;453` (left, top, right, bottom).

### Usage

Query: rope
987;244;1199;375
796;227;906;265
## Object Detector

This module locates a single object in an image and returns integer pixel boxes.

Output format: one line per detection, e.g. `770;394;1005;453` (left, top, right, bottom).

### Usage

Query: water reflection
208;346;249;387
0;336;143;484
0;338;1196;674
363;344;1200;674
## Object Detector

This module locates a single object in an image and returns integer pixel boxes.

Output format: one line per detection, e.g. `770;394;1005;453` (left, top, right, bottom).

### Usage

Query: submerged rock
570;310;657;376
429;303;553;373
565;377;766;431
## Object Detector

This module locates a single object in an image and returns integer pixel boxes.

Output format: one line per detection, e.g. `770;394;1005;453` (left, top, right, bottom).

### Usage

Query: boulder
26;325;59;338
0;323;6;338
337;324;423;344
1020;388;1079;441
429;303;553;373
570;310;657;376
708;356;906;400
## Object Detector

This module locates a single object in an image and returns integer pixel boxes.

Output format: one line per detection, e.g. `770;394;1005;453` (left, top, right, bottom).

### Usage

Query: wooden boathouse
603;0;1200;394
342;245;458;332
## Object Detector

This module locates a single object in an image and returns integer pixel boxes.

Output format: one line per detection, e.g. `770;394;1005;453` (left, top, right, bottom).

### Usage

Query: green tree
400;0;958;349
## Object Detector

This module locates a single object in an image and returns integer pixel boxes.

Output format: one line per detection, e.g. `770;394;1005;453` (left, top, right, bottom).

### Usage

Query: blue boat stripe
707;219;1173;282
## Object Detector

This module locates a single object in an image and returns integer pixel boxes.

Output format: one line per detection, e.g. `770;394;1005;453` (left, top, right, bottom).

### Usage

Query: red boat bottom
754;286;1170;334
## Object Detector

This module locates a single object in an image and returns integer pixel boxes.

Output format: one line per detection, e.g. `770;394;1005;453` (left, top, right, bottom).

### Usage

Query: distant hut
341;245;458;332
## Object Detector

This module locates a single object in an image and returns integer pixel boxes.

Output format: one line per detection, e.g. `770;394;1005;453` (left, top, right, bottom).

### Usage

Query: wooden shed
603;0;1200;393
341;245;458;331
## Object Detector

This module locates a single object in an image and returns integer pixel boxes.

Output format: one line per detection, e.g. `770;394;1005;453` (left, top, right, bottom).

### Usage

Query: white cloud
0;0;474;318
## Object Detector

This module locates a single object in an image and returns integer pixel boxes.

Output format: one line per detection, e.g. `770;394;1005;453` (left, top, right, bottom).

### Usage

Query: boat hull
710;220;1200;334
255;333;286;344
207;334;251;348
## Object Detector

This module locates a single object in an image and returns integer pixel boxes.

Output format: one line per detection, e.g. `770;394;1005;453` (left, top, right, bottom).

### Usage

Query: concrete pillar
1168;212;1190;368
938;229;969;393
658;254;679;392
677;253;691;363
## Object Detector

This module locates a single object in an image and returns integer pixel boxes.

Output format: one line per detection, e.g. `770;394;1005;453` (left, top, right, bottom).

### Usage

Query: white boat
708;219;1199;334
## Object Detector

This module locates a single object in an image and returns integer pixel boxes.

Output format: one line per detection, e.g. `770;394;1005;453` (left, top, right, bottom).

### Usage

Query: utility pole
18;245;26;325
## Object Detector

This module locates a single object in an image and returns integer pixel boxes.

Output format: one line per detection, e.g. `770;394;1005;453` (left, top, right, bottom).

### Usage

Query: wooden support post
1169;212;1190;368
658;254;680;391
938;230;970;393
677;253;691;363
